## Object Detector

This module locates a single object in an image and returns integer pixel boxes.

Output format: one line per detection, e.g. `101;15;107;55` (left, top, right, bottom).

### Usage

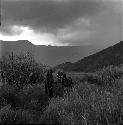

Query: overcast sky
0;0;123;46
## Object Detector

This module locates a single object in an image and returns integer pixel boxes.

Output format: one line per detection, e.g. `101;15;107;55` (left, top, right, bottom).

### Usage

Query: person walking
45;69;54;98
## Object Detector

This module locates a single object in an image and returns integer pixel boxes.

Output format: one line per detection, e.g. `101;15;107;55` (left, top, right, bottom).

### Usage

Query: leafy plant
0;52;45;88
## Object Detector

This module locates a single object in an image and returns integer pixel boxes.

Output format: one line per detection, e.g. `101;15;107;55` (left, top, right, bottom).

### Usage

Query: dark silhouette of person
67;76;74;88
29;71;39;84
62;73;67;87
45;69;54;98
1;72;5;82
57;71;63;83
56;71;74;94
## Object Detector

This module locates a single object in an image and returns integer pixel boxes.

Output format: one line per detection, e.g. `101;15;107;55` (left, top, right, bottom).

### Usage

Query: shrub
18;84;49;111
82;65;123;87
0;84;21;109
95;65;123;86
52;82;64;97
0;52;45;88
0;83;49;123
0;82;49;113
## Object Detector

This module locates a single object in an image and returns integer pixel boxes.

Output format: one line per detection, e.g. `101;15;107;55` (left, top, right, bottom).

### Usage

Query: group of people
57;71;73;88
45;70;74;98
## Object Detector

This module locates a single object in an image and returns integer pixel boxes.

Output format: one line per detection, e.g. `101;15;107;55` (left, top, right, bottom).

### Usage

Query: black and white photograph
0;0;123;124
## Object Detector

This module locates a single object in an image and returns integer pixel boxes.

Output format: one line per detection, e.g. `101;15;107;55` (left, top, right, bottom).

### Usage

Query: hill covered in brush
55;41;123;72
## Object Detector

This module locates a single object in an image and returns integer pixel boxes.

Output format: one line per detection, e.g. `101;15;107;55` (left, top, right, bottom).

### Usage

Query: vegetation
0;52;123;124
0;52;45;88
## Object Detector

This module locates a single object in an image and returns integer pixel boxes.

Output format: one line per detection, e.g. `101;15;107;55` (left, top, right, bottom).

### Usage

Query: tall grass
39;66;123;125
0;105;34;124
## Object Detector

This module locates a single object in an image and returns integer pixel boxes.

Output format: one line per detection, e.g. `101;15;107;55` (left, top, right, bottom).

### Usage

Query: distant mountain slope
55;41;123;72
0;40;104;66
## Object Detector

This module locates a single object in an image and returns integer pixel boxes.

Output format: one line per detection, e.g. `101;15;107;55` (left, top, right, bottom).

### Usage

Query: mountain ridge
0;40;104;66
55;41;123;72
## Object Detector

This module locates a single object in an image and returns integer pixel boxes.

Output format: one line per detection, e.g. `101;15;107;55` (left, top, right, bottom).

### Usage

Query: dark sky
0;0;123;46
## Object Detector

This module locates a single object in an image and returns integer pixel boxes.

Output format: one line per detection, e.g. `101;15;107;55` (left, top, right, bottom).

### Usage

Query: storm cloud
1;0;104;33
0;0;122;46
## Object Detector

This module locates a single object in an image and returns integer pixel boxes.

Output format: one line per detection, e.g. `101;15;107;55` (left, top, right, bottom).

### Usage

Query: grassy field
0;53;123;124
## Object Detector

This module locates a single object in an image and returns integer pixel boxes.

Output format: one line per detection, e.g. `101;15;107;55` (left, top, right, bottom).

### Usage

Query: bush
95;65;123;86
18;84;49;111
52;82;64;97
0;84;21;109
0;83;49;114
82;65;123;87
0;52;45;88
0;83;50;124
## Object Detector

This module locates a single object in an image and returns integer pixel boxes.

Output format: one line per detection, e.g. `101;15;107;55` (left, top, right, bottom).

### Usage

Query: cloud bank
0;0;122;46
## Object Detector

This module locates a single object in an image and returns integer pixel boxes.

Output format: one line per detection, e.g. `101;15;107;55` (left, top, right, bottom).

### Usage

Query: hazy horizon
0;39;115;48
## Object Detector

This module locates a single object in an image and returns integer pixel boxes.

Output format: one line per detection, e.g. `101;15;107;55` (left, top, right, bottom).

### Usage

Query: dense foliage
0;53;45;88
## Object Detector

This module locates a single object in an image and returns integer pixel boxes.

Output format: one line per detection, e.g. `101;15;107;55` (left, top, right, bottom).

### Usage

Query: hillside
0;53;123;124
0;40;104;66
55;41;123;72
